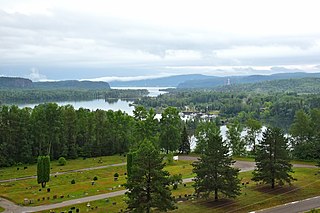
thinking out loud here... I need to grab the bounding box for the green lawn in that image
[305,209,320,213]
[0,155,126,181]
[36,168,320,213]
[0,160,193,206]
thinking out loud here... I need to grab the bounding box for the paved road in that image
[0,163,127,183]
[252,196,320,213]
[0,157,317,213]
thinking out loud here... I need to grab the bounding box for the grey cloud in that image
[1,9,320,79]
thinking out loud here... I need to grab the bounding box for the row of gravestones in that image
[24,194,70,205]
[16,166,28,170]
[51,208,80,213]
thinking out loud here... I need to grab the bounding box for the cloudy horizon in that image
[1,0,320,81]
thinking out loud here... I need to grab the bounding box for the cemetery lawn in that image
[36,168,320,213]
[0,155,126,181]
[0,160,193,206]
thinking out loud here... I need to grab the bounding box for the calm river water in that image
[17,87,169,116]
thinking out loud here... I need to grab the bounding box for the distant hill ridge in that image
[177,72,320,88]
[0,77,110,89]
[109,74,210,87]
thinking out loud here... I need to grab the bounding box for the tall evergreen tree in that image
[37,155,50,188]
[193,122,241,201]
[252,127,295,188]
[125,140,176,212]
[179,125,190,154]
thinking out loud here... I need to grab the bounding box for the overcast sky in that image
[1,0,320,81]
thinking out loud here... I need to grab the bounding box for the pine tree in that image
[193,122,241,201]
[179,125,190,154]
[37,155,50,188]
[125,140,176,212]
[252,127,295,188]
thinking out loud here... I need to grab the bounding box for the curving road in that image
[252,196,320,213]
[0,157,317,213]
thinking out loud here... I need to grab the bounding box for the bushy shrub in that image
[58,157,67,166]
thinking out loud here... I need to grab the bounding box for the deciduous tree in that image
[159,107,181,154]
[227,121,246,156]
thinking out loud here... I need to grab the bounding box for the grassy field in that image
[37,168,320,213]
[0,206,4,212]
[305,209,320,213]
[0,155,126,181]
[0,160,193,206]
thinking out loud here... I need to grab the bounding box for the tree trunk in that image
[41,182,46,188]
[271,178,275,189]
[214,188,218,201]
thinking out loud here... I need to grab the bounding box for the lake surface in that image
[16,87,169,115]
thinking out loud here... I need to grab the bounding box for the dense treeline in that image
[0,89,148,104]
[0,104,131,166]
[214,78,320,94]
[290,109,320,160]
[135,90,320,129]
[0,104,183,167]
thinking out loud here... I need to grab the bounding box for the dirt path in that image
[0,157,317,213]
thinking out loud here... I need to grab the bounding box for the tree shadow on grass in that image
[196,198,238,209]
[254,184,300,195]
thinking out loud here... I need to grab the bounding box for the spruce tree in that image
[252,127,295,188]
[179,125,190,154]
[37,155,50,188]
[193,122,241,201]
[125,140,176,212]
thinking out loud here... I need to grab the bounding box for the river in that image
[17,87,169,116]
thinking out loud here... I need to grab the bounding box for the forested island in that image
[0,77,148,104]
